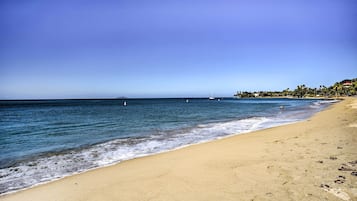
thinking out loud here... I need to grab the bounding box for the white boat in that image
[209,97,215,100]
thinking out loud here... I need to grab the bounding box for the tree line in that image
[235,78,357,98]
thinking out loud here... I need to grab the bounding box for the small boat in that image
[123,101,127,106]
[186,99,189,103]
[209,97,215,100]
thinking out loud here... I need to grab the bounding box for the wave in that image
[309,99,339,109]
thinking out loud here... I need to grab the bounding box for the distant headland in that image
[234,78,357,98]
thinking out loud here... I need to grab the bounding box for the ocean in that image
[0,98,336,194]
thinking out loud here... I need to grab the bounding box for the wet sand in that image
[1,98,357,201]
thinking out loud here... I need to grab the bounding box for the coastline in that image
[1,98,356,201]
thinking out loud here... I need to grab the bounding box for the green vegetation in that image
[234,78,357,98]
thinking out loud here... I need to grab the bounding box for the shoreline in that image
[0,115,311,196]
[1,98,356,201]
[0,99,329,195]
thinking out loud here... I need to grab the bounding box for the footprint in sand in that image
[334,176,346,184]
[320,184,351,201]
[338,162,357,171]
[329,156,338,160]
[338,175,346,179]
[348,160,357,165]
[334,179,344,184]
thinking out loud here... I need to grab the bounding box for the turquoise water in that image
[0,98,335,194]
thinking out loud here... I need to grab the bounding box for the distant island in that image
[234,78,357,98]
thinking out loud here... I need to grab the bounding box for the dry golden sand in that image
[1,98,357,201]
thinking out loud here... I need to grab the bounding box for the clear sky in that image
[1,0,356,99]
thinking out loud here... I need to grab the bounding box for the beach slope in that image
[1,98,357,201]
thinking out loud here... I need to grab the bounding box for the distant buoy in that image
[123,101,127,106]
[186,99,189,103]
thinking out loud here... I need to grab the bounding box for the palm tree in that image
[283,88,290,96]
[294,85,305,98]
[314,88,317,97]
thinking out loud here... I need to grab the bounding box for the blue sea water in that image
[0,98,336,194]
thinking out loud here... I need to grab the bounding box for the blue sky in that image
[1,0,356,99]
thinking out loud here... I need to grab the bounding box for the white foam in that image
[318,99,340,104]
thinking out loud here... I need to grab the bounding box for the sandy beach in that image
[1,98,356,201]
